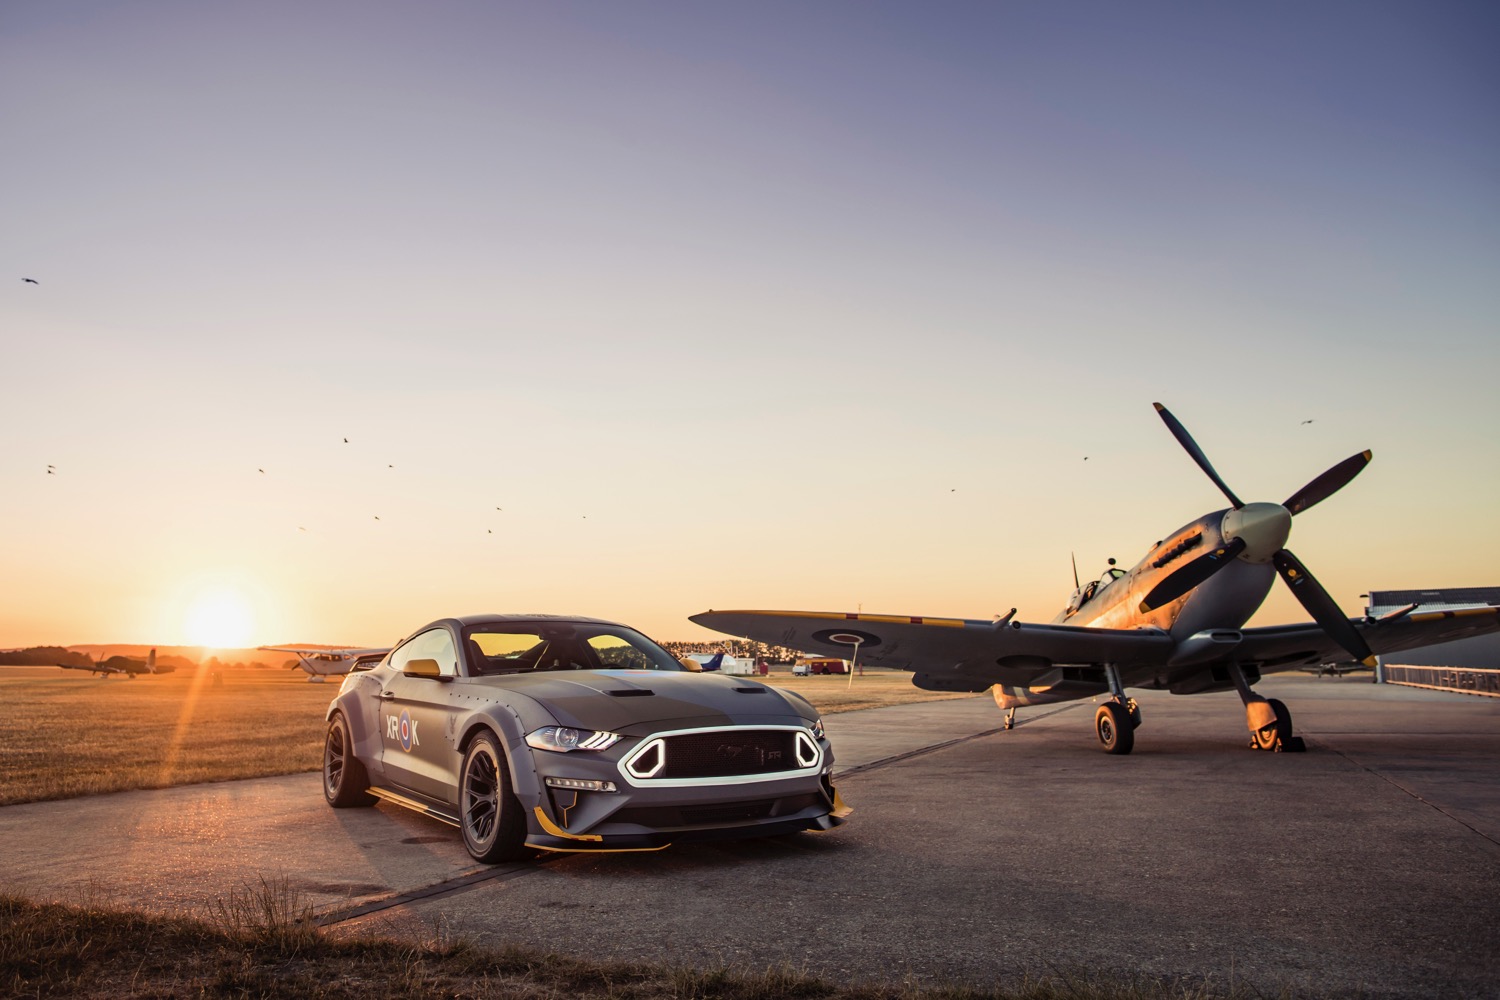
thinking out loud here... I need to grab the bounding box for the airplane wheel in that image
[323,713,376,807]
[1095,702,1134,755]
[1252,699,1293,752]
[459,732,529,864]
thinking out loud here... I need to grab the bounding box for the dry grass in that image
[0,665,972,808]
[0,885,1290,1000]
[0,666,334,806]
[761,670,977,714]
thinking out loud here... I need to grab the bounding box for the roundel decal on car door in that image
[386,710,420,751]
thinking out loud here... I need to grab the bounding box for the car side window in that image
[389,628,458,677]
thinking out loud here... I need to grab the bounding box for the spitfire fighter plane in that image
[693,404,1500,755]
[56,648,173,679]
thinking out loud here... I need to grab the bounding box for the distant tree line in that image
[0,646,93,666]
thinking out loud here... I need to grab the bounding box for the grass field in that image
[0,887,1272,1000]
[0,666,974,807]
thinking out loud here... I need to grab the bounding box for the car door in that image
[378,626,463,803]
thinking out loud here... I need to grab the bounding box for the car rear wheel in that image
[459,732,529,863]
[324,713,376,807]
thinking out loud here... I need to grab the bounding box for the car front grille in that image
[623,727,820,781]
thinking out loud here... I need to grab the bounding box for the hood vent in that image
[733,687,766,693]
[607,689,653,697]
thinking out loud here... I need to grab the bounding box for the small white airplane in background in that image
[56,648,172,679]
[695,403,1500,755]
[259,645,391,682]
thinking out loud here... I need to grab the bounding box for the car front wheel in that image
[459,731,529,863]
[324,712,376,808]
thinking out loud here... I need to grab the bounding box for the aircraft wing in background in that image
[1237,606,1500,674]
[259,645,391,680]
[688,609,1173,691]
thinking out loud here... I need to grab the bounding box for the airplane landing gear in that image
[1004,707,1016,730]
[1095,702,1134,754]
[1094,665,1140,754]
[1228,665,1305,753]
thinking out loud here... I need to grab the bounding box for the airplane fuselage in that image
[1055,507,1278,641]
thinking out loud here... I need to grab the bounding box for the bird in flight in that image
[343,437,349,444]
[22,278,39,285]
[373,515,381,520]
[46,465,55,474]
[1300,419,1315,425]
[258,468,265,474]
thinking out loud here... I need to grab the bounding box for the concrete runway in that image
[3,675,1498,998]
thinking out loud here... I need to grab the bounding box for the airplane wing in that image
[689,610,1172,690]
[1237,606,1500,673]
[55,662,121,674]
[258,646,390,657]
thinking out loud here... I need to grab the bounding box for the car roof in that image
[446,613,628,629]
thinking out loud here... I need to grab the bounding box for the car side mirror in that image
[403,658,447,680]
[678,657,703,672]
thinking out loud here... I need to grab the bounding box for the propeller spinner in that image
[1138,404,1376,667]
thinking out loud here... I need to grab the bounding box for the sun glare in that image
[183,589,255,648]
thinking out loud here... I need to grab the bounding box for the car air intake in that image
[624,728,820,780]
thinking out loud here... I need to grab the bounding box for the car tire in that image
[459,731,529,864]
[324,712,376,808]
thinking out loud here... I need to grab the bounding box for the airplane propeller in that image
[1139,404,1376,667]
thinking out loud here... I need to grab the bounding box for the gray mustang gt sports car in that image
[322,614,850,861]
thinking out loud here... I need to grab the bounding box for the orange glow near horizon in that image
[181,588,256,650]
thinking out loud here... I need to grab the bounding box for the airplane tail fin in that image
[702,653,724,671]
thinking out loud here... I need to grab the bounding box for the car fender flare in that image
[455,711,544,806]
[326,688,380,765]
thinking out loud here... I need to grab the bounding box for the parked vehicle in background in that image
[795,656,849,675]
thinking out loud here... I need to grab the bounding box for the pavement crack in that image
[1312,738,1500,850]
[315,860,554,927]
[835,703,1080,779]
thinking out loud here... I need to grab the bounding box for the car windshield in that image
[463,623,685,676]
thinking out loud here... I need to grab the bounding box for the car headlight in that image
[525,726,621,752]
[811,717,825,741]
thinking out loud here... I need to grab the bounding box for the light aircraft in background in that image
[259,645,391,682]
[694,403,1500,755]
[56,648,173,679]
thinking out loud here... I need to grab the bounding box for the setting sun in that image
[183,589,255,649]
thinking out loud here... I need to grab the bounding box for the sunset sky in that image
[3,1,1496,650]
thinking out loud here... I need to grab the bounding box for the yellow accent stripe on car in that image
[532,806,603,842]
[526,841,670,854]
[719,610,966,628]
[831,788,853,820]
[368,787,460,827]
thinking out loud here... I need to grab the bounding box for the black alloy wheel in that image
[459,732,529,863]
[324,713,376,807]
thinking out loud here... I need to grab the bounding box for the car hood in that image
[467,670,814,733]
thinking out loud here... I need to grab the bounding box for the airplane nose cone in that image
[1221,502,1292,562]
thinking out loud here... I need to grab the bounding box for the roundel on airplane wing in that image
[812,629,883,648]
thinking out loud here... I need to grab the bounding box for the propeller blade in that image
[1272,549,1377,667]
[1139,537,1247,613]
[1153,403,1243,508]
[1283,450,1373,515]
